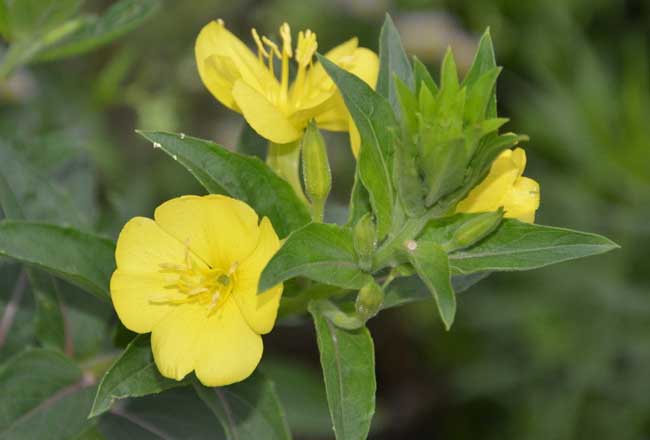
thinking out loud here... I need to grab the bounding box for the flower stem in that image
[267,140,309,204]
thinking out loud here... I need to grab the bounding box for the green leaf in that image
[138,131,310,238]
[377,13,414,116]
[407,242,456,329]
[449,220,620,274]
[413,56,438,95]
[0,221,114,300]
[97,387,225,439]
[37,0,161,61]
[4,0,81,41]
[192,372,292,440]
[309,303,376,440]
[464,66,502,124]
[462,28,498,118]
[0,348,96,439]
[90,335,185,417]
[318,55,395,239]
[346,169,371,227]
[259,223,372,292]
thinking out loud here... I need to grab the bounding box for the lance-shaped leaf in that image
[449,220,619,274]
[138,131,310,238]
[192,372,291,440]
[259,223,372,292]
[462,28,498,118]
[0,221,114,300]
[0,349,97,439]
[90,334,185,417]
[309,303,376,440]
[377,13,414,115]
[318,55,395,239]
[407,242,456,329]
[37,0,161,61]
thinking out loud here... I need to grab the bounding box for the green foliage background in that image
[0,0,646,439]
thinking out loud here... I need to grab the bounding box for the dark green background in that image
[1,0,647,438]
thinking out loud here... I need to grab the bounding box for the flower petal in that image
[232,80,303,144]
[111,216,210,333]
[195,20,276,111]
[151,303,207,381]
[502,176,540,222]
[111,271,179,333]
[114,216,202,272]
[456,150,520,213]
[194,298,263,386]
[233,217,283,335]
[154,195,260,270]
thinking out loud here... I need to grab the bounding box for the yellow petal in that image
[111,271,179,334]
[456,150,520,213]
[232,80,303,144]
[502,176,540,222]
[194,298,263,386]
[154,195,260,270]
[151,303,206,381]
[233,217,283,335]
[346,47,380,87]
[195,20,276,111]
[111,216,210,333]
[114,216,204,273]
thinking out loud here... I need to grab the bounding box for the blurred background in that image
[1,0,648,438]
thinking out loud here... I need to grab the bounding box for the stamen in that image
[251,28,268,62]
[295,30,317,66]
[279,23,293,57]
[278,23,292,103]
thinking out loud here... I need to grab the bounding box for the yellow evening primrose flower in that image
[195,20,378,154]
[110,195,282,386]
[456,148,540,222]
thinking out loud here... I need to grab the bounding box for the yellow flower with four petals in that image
[195,20,378,155]
[110,195,282,386]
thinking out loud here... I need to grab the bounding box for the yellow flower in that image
[456,148,540,222]
[195,20,378,153]
[110,195,282,386]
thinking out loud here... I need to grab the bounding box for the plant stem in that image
[267,140,308,205]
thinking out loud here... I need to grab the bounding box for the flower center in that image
[151,244,238,315]
[251,23,320,112]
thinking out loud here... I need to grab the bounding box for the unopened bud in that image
[355,280,384,320]
[302,121,331,221]
[445,209,503,252]
[353,213,377,271]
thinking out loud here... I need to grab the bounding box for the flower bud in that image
[353,213,377,272]
[355,280,384,320]
[445,209,503,252]
[301,121,331,221]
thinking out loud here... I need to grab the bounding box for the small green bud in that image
[353,213,377,272]
[445,209,504,252]
[355,280,384,320]
[301,121,331,221]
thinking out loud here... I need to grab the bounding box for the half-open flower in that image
[456,148,540,222]
[195,20,378,153]
[110,195,282,386]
